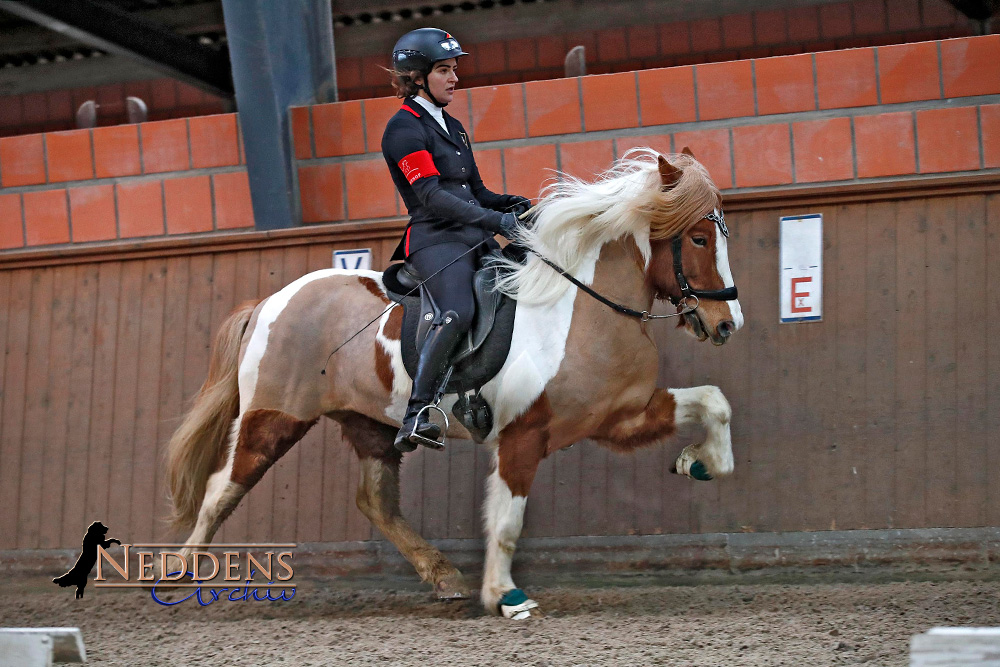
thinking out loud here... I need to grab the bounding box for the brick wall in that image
[293,35,1000,225]
[0,113,253,250]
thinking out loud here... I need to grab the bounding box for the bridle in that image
[534,209,738,323]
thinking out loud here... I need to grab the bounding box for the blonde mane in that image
[493,148,721,305]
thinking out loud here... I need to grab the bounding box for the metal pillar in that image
[220,0,337,230]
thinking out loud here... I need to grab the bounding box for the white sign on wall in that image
[333,248,372,270]
[779,214,822,323]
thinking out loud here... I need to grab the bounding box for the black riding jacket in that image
[382,97,519,260]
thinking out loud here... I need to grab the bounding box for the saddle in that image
[381,253,518,441]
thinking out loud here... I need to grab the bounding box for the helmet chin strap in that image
[421,73,448,107]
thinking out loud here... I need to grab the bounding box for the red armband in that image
[398,150,440,185]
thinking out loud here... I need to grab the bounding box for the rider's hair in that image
[388,68,423,99]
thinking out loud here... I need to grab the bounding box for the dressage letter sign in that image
[779,214,822,323]
[333,248,372,270]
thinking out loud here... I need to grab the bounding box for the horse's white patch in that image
[668,385,734,476]
[239,268,385,412]
[714,222,744,330]
[482,465,528,607]
[376,304,412,421]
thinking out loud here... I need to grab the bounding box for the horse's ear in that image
[658,154,683,189]
[680,146,695,158]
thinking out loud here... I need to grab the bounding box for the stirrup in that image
[408,403,449,450]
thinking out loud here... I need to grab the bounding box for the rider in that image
[382,27,530,452]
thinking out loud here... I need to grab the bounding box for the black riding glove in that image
[505,195,532,216]
[495,212,520,239]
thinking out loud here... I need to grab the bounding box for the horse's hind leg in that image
[335,412,469,600]
[668,385,734,480]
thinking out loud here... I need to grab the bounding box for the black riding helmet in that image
[392,27,468,107]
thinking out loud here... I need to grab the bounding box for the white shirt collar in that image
[412,95,448,133]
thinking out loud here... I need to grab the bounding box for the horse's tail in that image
[167,299,259,531]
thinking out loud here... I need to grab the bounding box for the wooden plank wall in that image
[0,193,997,550]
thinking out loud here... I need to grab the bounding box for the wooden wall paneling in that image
[832,204,867,530]
[0,274,10,544]
[0,271,30,549]
[578,440,609,535]
[320,419,350,543]
[106,262,144,541]
[130,259,167,542]
[153,256,190,541]
[924,197,958,528]
[272,245,309,543]
[246,248,284,541]
[206,252,237,543]
[522,455,556,537]
[84,263,122,533]
[421,447,451,540]
[61,264,99,546]
[400,447,426,536]
[16,269,53,548]
[552,438,584,537]
[952,195,987,526]
[446,438,477,539]
[38,266,76,548]
[863,202,898,529]
[344,431,371,541]
[471,438,493,534]
[657,323,695,536]
[893,198,929,527]
[606,433,637,536]
[986,194,1000,526]
[776,247,807,533]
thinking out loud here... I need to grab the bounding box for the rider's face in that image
[419,59,458,105]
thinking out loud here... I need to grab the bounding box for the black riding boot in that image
[394,311,466,452]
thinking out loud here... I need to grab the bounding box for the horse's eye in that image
[692,237,708,247]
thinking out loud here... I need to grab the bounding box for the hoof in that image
[499,588,540,620]
[434,572,471,600]
[689,460,714,481]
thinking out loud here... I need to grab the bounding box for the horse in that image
[163,149,744,618]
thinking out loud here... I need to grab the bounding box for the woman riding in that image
[382,27,530,452]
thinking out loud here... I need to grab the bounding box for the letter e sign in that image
[779,214,822,323]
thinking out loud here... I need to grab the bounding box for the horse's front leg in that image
[481,397,549,618]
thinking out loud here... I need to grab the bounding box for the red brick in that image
[22,92,47,126]
[878,42,941,104]
[189,114,240,168]
[141,118,189,173]
[754,9,788,44]
[164,175,213,234]
[819,2,854,39]
[723,14,755,49]
[922,0,960,27]
[503,144,558,202]
[298,164,343,223]
[475,42,508,75]
[0,194,24,249]
[617,134,672,159]
[852,0,887,33]
[755,54,816,115]
[559,139,615,181]
[564,32,598,62]
[150,79,178,110]
[854,112,916,177]
[175,82,204,108]
[476,148,504,194]
[659,22,691,55]
[792,118,854,183]
[363,96,404,153]
[815,48,878,108]
[312,101,365,157]
[787,6,820,41]
[525,78,582,137]
[0,95,24,128]
[916,106,980,173]
[628,25,659,59]
[92,125,141,178]
[471,84,527,142]
[980,104,1000,167]
[290,106,313,159]
[23,189,69,245]
[337,57,363,90]
[732,123,792,187]
[0,134,46,186]
[886,0,921,31]
[507,37,538,71]
[45,129,93,182]
[345,159,397,220]
[116,181,164,238]
[213,171,255,229]
[690,18,722,53]
[696,60,755,121]
[359,55,387,88]
[582,72,639,131]
[672,128,733,189]
[597,27,628,62]
[941,36,1000,98]
[538,35,569,68]
[68,184,116,242]
[638,67,696,126]
[47,90,72,124]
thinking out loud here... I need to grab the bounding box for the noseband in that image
[668,210,739,306]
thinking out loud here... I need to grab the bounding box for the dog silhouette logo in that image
[52,521,120,598]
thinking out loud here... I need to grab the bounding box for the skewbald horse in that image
[165,149,744,618]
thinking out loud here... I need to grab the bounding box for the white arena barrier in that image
[0,628,86,666]
[911,628,1000,666]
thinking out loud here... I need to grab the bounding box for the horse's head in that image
[644,152,744,346]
